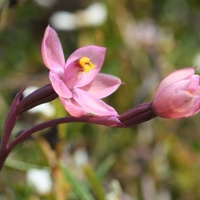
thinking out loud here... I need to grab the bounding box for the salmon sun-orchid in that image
[41,26,121,117]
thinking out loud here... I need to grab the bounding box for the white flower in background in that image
[49,2,107,31]
[50,11,77,31]
[73,148,89,168]
[106,179,133,200]
[23,86,55,117]
[26,168,52,195]
[78,2,107,27]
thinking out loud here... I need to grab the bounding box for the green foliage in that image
[61,163,95,200]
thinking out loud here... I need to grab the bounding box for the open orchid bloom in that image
[152,67,200,118]
[41,26,121,117]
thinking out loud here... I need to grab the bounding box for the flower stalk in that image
[118,103,157,126]
[0,92,156,171]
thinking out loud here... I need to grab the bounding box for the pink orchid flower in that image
[41,26,121,117]
[152,67,200,118]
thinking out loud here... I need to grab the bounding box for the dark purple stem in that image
[0,101,157,171]
[0,148,11,171]
[0,89,24,171]
[0,88,24,152]
[9,115,125,149]
[0,115,125,170]
[118,103,157,126]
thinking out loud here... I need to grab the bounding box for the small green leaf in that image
[84,165,106,200]
[60,162,95,200]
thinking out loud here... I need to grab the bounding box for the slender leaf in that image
[84,165,106,200]
[60,162,95,200]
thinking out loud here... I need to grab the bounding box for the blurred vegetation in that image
[1,0,200,199]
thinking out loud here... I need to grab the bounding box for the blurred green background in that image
[1,0,200,199]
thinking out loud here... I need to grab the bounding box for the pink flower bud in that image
[152,67,200,118]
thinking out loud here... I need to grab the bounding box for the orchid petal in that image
[41,25,65,74]
[154,79,191,101]
[59,97,87,117]
[153,80,194,118]
[155,67,195,98]
[188,75,200,93]
[172,95,200,118]
[49,71,72,98]
[81,73,122,99]
[63,60,83,89]
[65,46,106,87]
[72,88,118,116]
[154,95,200,119]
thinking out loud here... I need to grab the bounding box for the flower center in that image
[79,57,95,73]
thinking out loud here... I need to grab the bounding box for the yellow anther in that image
[79,57,95,73]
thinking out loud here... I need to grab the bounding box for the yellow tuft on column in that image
[79,57,95,73]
